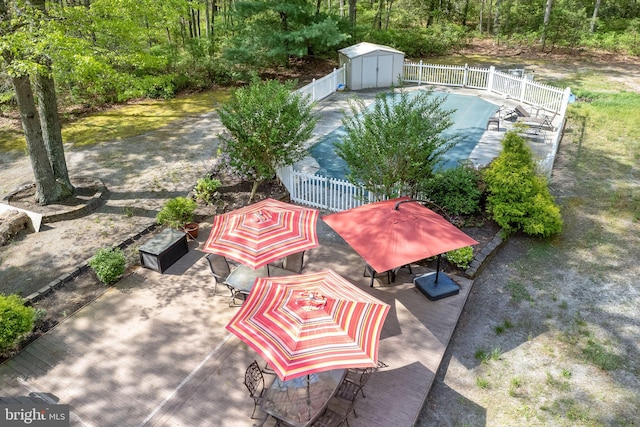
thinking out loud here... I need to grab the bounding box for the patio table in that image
[260,369,347,427]
[224,264,294,305]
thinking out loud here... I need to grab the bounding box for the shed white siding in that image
[338,42,405,90]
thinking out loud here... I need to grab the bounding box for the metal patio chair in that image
[311,397,356,427]
[244,360,266,419]
[205,253,233,297]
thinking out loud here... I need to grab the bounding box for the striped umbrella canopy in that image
[203,198,319,269]
[226,270,390,380]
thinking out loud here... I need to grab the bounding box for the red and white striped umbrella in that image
[226,270,390,380]
[203,198,319,269]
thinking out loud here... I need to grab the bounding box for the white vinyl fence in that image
[278,168,380,212]
[278,62,571,212]
[403,61,567,112]
[295,66,346,102]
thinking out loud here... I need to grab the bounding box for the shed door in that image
[361,54,395,89]
[376,55,394,87]
[362,56,378,89]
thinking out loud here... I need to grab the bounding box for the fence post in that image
[418,60,423,85]
[463,63,468,88]
[519,77,527,103]
[487,66,495,92]
[331,68,335,92]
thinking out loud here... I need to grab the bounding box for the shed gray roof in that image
[338,42,404,58]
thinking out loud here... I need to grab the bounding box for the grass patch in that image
[474,347,502,363]
[545,371,570,392]
[476,377,490,389]
[508,376,523,397]
[582,339,623,371]
[494,318,514,335]
[0,89,230,152]
[545,398,591,423]
[506,280,533,304]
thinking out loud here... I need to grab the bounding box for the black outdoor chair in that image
[205,253,232,297]
[244,360,266,419]
[364,263,412,287]
[334,367,374,418]
[311,397,356,427]
[282,251,305,273]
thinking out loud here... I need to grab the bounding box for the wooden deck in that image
[0,219,473,427]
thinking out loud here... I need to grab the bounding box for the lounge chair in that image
[498,104,529,121]
[515,106,557,130]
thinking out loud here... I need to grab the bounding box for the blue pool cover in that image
[309,91,498,180]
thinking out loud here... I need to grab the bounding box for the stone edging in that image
[23,221,159,305]
[3,177,107,224]
[465,232,505,279]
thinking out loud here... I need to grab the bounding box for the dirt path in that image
[0,110,223,296]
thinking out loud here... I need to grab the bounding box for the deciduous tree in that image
[1,0,73,204]
[336,88,457,200]
[217,78,317,201]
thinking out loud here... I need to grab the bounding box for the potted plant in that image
[156,196,199,239]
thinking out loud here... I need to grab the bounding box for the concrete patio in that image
[0,216,472,427]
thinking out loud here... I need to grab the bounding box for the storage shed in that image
[338,42,405,90]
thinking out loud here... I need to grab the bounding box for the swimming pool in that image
[306,90,499,180]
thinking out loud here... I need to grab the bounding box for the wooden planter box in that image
[139,229,188,273]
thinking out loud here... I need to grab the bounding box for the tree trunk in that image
[13,75,63,205]
[541,0,553,45]
[385,0,393,30]
[462,0,470,27]
[35,66,74,196]
[348,0,356,30]
[590,0,601,33]
[493,0,501,39]
[374,0,384,29]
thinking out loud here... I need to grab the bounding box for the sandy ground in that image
[417,58,640,425]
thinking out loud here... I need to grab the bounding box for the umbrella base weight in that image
[413,272,460,301]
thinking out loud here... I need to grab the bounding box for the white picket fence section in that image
[278,168,382,211]
[278,62,571,212]
[295,66,346,102]
[403,61,567,113]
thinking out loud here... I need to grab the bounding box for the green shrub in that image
[446,246,474,269]
[156,197,197,229]
[483,131,563,237]
[88,247,127,285]
[193,177,222,205]
[0,294,35,355]
[420,166,482,216]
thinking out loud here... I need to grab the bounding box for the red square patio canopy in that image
[322,197,478,274]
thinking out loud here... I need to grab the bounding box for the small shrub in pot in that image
[156,197,197,229]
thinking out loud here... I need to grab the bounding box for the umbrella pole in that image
[435,254,441,284]
[307,374,311,422]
